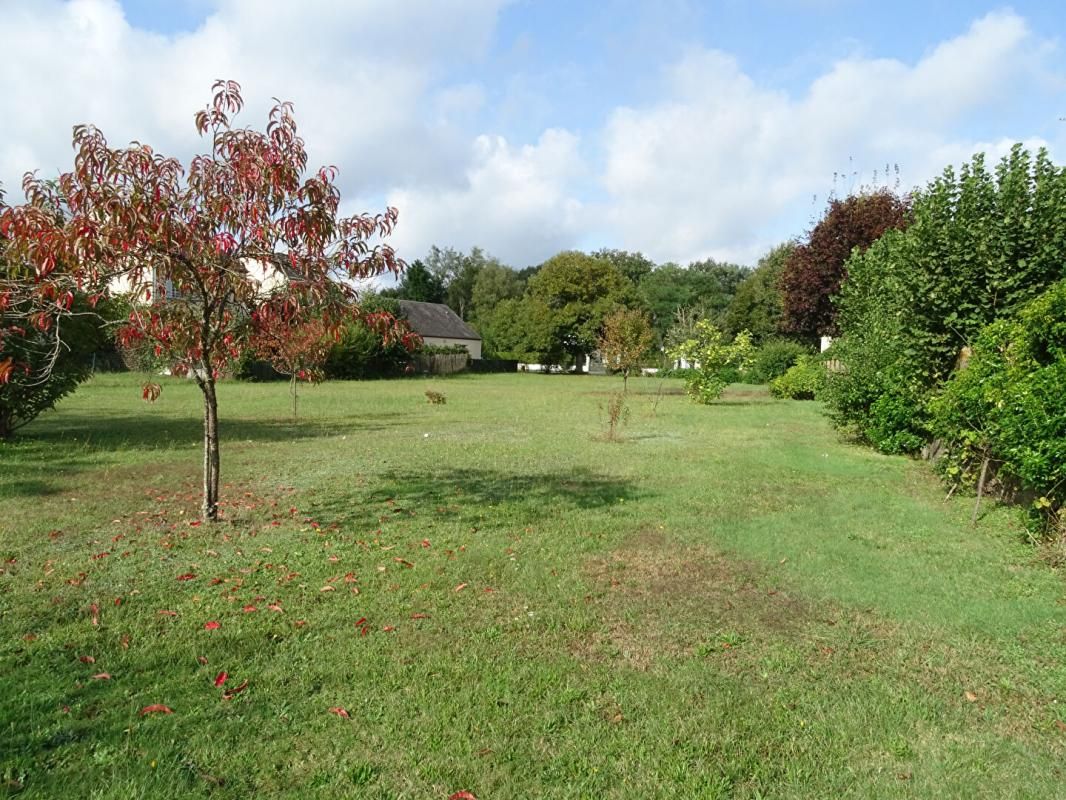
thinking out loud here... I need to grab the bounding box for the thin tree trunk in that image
[200,374,221,522]
[291,372,298,424]
[971,454,990,526]
[622,370,629,393]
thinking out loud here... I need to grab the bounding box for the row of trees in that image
[817,145,1066,535]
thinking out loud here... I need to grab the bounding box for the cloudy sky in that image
[2,0,1064,268]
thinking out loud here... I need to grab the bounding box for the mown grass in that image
[1,372,1064,799]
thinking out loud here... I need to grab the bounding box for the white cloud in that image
[601,10,1057,265]
[0,0,508,197]
[385,129,585,266]
[1,4,1060,269]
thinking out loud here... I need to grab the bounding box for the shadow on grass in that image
[310,466,645,527]
[0,410,412,499]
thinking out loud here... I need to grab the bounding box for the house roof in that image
[397,300,481,341]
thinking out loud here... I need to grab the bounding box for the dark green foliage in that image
[382,259,445,304]
[825,146,1066,453]
[640,259,750,343]
[470,262,525,325]
[0,294,108,438]
[723,243,792,341]
[323,295,416,380]
[932,280,1066,534]
[768,356,824,400]
[748,338,811,384]
[591,248,655,287]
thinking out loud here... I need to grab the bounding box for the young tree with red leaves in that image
[779,189,910,341]
[0,80,405,521]
[250,307,335,424]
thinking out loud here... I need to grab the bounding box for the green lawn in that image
[1,373,1064,799]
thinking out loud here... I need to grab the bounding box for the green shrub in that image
[749,339,811,384]
[768,356,824,400]
[931,280,1066,535]
[0,294,108,438]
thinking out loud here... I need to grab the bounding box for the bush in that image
[931,280,1066,535]
[768,356,824,400]
[324,317,416,380]
[0,294,108,438]
[749,339,811,384]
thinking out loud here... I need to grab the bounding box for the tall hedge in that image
[824,146,1066,452]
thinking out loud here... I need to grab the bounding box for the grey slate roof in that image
[397,300,481,341]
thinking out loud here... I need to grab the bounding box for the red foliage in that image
[779,189,910,338]
[0,80,408,520]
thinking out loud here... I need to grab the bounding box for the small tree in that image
[0,81,405,521]
[598,308,653,391]
[667,320,755,404]
[250,305,335,423]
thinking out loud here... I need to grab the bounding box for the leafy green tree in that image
[592,248,655,287]
[723,243,792,341]
[470,261,524,324]
[640,259,749,343]
[527,251,636,370]
[667,320,755,404]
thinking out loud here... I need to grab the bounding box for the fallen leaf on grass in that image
[89,603,100,626]
[329,707,350,719]
[382,625,396,632]
[411,613,429,620]
[176,573,197,581]
[319,585,335,592]
[449,792,477,800]
[203,621,221,631]
[79,655,96,664]
[197,656,209,666]
[91,673,111,680]
[222,680,248,700]
[242,605,257,613]
[965,691,978,703]
[268,603,283,613]
[140,704,173,716]
[158,610,179,617]
[421,539,431,548]
[214,671,228,688]
[454,583,468,592]
[394,558,414,568]
[1055,720,1066,733]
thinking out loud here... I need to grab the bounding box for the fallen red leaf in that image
[382,625,396,632]
[89,603,100,626]
[411,613,429,620]
[197,655,209,665]
[140,704,173,716]
[394,558,414,568]
[203,621,221,631]
[79,655,96,664]
[176,573,197,581]
[222,680,248,700]
[328,707,350,719]
[267,603,283,613]
[214,671,228,688]
[449,792,477,800]
[421,539,431,548]
[242,605,257,613]
[454,583,468,592]
[91,672,111,680]
[158,610,178,617]
[355,617,367,627]
[189,521,202,527]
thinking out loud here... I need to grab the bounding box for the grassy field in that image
[1,372,1064,799]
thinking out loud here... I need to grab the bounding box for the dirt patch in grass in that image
[576,528,817,669]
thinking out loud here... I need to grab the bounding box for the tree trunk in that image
[291,372,298,424]
[199,375,221,522]
[622,369,629,393]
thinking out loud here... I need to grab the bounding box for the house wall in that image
[423,336,482,359]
